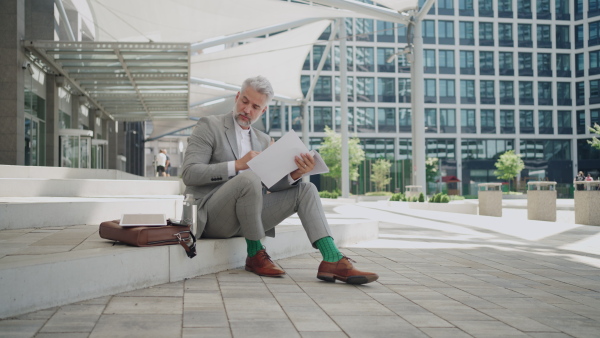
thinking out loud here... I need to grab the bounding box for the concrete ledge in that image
[408,201,478,215]
[0,197,183,230]
[0,219,378,319]
[0,178,181,197]
[0,165,142,180]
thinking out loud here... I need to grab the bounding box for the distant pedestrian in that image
[585,173,593,182]
[156,149,167,176]
[575,171,585,191]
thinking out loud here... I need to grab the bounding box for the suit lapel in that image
[250,128,264,152]
[223,114,240,159]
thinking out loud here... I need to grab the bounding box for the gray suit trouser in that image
[202,171,332,245]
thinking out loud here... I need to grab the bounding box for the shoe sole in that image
[317,273,379,285]
[245,265,285,277]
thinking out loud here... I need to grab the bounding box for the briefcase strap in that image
[174,230,197,259]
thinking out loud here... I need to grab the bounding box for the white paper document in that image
[247,130,329,188]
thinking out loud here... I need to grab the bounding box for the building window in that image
[423,20,436,44]
[591,50,600,75]
[459,21,475,45]
[537,24,552,48]
[591,109,600,126]
[460,80,476,104]
[500,110,516,133]
[377,21,395,42]
[537,0,551,19]
[556,54,571,77]
[313,107,332,132]
[499,23,513,47]
[334,46,353,72]
[438,0,455,15]
[498,0,513,17]
[556,0,570,19]
[439,79,456,103]
[378,108,396,132]
[521,140,570,161]
[590,79,600,104]
[518,24,533,47]
[356,107,375,132]
[461,109,476,133]
[518,0,532,18]
[576,25,584,49]
[313,45,331,71]
[557,110,572,134]
[480,80,495,104]
[292,106,304,132]
[313,76,332,101]
[539,110,553,134]
[377,48,395,72]
[438,50,455,74]
[481,109,496,134]
[460,50,475,74]
[336,107,354,133]
[500,81,515,105]
[576,81,585,105]
[424,49,436,73]
[335,76,354,102]
[397,53,410,73]
[519,81,534,105]
[576,53,585,77]
[557,82,572,106]
[356,77,375,102]
[479,0,493,16]
[589,21,600,47]
[479,22,494,46]
[556,25,571,49]
[499,52,514,76]
[356,47,374,72]
[520,110,534,133]
[425,79,437,103]
[590,0,600,18]
[355,18,374,42]
[575,0,583,20]
[438,20,455,45]
[425,108,438,133]
[480,51,495,76]
[440,109,456,133]
[398,78,411,103]
[427,139,456,160]
[399,108,411,132]
[537,53,552,77]
[518,52,533,76]
[398,138,413,160]
[577,110,586,134]
[459,0,474,16]
[378,77,396,102]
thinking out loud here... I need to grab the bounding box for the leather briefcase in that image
[99,219,196,258]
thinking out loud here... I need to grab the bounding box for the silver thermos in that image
[181,194,197,235]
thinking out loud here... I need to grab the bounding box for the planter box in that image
[408,201,478,215]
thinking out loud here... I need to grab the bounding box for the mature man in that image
[182,76,378,284]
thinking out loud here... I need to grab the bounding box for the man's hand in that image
[235,151,261,172]
[290,152,315,181]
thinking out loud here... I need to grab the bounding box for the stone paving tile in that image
[38,304,104,334]
[283,305,341,332]
[89,314,182,338]
[419,327,473,338]
[0,319,46,338]
[331,315,428,337]
[103,296,182,315]
[299,332,348,338]
[229,318,300,338]
[450,320,530,337]
[182,327,232,338]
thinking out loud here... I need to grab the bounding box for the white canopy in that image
[372,0,420,12]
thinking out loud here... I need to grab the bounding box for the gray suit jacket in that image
[181,113,294,237]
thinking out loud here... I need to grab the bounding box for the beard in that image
[233,107,255,128]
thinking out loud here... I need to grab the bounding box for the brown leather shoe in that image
[245,249,285,277]
[317,257,378,284]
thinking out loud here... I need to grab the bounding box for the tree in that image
[371,159,392,192]
[589,123,600,150]
[494,150,524,191]
[425,157,439,183]
[319,126,365,189]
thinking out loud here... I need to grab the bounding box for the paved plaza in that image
[2,200,600,338]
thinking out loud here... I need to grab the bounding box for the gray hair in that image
[241,76,274,103]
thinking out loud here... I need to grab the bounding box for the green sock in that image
[246,239,263,257]
[315,237,344,262]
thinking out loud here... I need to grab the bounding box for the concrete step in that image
[0,216,379,319]
[0,178,181,197]
[0,196,184,230]
[0,165,143,180]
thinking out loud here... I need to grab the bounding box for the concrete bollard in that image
[478,183,502,217]
[527,181,557,222]
[574,181,600,226]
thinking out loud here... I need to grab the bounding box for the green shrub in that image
[449,195,465,201]
[319,191,339,199]
[366,191,393,196]
[441,195,450,203]
[418,192,425,202]
[390,193,405,201]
